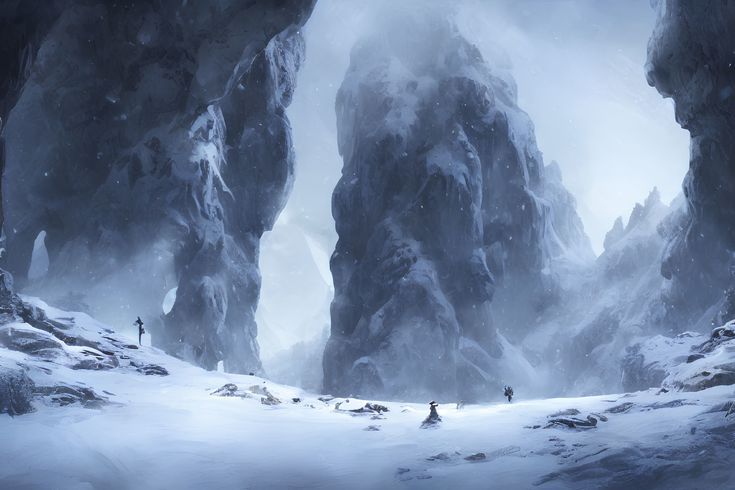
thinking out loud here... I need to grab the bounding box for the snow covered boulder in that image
[621,332,703,392]
[0,323,66,358]
[0,365,35,416]
[622,321,735,393]
[130,362,168,376]
[663,322,735,391]
[35,384,108,409]
[211,383,242,397]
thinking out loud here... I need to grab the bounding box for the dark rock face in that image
[324,15,591,400]
[0,1,64,234]
[646,0,735,318]
[0,366,35,416]
[1,1,315,373]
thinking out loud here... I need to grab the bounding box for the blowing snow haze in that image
[260,0,688,364]
[1,1,735,489]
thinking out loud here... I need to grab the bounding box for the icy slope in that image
[2,298,734,489]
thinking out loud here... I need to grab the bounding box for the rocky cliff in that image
[323,13,592,400]
[1,1,315,373]
[0,1,64,235]
[646,0,735,323]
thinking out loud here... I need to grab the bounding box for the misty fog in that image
[258,0,689,367]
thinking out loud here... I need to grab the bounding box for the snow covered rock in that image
[0,365,34,416]
[622,320,735,393]
[621,332,704,392]
[541,161,596,268]
[0,293,187,416]
[324,11,591,401]
[663,321,735,391]
[1,1,315,374]
[646,0,735,318]
[211,383,243,398]
[35,383,108,409]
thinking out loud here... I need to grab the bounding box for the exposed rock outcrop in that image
[1,1,315,373]
[0,364,35,416]
[622,320,735,393]
[621,331,702,393]
[646,0,735,321]
[664,321,735,391]
[0,1,64,235]
[324,13,591,400]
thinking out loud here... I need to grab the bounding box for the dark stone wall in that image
[646,0,735,320]
[324,15,591,400]
[0,1,315,373]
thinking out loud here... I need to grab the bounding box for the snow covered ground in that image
[1,299,734,489]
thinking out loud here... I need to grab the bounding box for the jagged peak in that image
[603,216,625,251]
[625,186,666,233]
[544,160,563,183]
[644,186,661,209]
[599,186,670,254]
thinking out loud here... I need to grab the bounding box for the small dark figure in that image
[134,316,145,346]
[504,385,514,403]
[456,400,465,410]
[421,401,442,428]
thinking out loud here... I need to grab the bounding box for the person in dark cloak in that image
[421,401,442,428]
[134,316,145,345]
[504,385,514,403]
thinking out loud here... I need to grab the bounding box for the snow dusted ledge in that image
[1,294,735,488]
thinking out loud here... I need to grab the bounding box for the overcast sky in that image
[458,0,689,252]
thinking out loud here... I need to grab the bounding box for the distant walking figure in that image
[135,316,145,345]
[504,385,514,403]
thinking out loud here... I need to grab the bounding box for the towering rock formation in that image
[646,0,735,322]
[1,1,315,373]
[324,13,592,400]
[0,1,64,234]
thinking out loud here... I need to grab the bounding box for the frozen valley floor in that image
[1,299,734,490]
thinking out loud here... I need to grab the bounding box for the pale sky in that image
[458,0,689,253]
